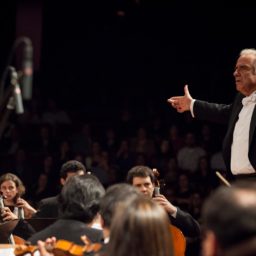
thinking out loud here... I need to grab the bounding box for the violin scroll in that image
[152,168,165,196]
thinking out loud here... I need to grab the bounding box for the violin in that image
[152,168,186,256]
[13,235,26,245]
[13,237,103,256]
[14,244,38,256]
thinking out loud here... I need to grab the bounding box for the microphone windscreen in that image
[21,39,33,100]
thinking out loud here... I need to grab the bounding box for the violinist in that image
[126,166,201,239]
[0,172,36,240]
[36,196,174,256]
[36,184,141,256]
[28,174,105,245]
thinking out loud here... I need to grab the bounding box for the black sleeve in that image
[169,207,201,238]
[194,100,231,124]
[13,219,36,240]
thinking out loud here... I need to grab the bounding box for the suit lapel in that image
[226,102,243,138]
[249,105,256,144]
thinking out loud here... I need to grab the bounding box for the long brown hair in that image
[0,173,25,198]
[108,196,174,256]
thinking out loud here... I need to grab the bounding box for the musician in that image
[28,174,105,245]
[0,172,36,239]
[108,196,174,256]
[33,160,86,218]
[126,165,201,238]
[168,49,256,180]
[201,181,256,256]
[36,196,173,256]
[100,183,141,244]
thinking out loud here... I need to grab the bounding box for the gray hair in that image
[240,48,256,56]
[240,48,256,73]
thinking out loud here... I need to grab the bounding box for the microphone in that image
[21,37,33,100]
[10,67,24,114]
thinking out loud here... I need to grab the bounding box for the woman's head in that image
[0,173,25,201]
[108,196,173,256]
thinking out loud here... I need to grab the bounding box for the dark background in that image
[1,1,256,120]
[0,3,255,253]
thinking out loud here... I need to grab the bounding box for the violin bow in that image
[215,171,231,187]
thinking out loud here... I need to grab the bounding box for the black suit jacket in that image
[193,93,256,174]
[33,195,59,218]
[28,219,103,245]
[170,208,200,238]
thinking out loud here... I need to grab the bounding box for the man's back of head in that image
[100,183,141,229]
[59,174,105,223]
[202,181,256,256]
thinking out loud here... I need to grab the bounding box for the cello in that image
[152,168,186,256]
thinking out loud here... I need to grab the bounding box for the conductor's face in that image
[234,54,256,96]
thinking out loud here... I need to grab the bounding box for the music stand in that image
[0,219,19,244]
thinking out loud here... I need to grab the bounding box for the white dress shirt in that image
[231,92,256,174]
[190,92,256,174]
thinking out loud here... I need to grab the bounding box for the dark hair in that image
[126,165,155,184]
[202,181,256,250]
[0,173,25,197]
[100,183,140,228]
[60,160,86,179]
[108,196,173,256]
[58,174,105,223]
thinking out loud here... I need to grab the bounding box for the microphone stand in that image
[0,67,24,141]
[0,36,32,142]
[0,195,15,245]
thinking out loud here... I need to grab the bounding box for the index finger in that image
[168,96,183,102]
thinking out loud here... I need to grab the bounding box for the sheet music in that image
[0,247,14,256]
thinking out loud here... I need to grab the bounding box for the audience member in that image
[177,132,206,174]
